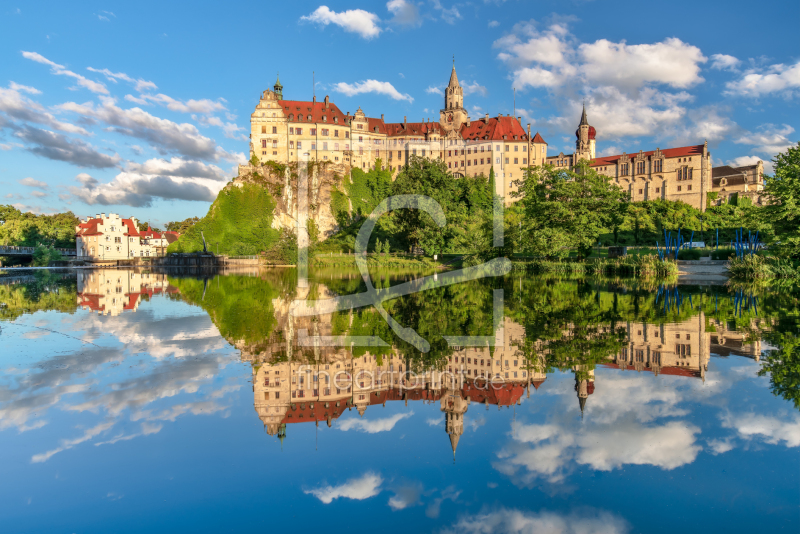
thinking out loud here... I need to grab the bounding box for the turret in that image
[575,103,596,161]
[273,73,283,100]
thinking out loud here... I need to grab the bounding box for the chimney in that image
[485,113,489,121]
[101,213,106,219]
[518,116,522,123]
[312,95,316,103]
[381,114,384,121]
[96,214,101,220]
[404,116,407,125]
[324,95,329,105]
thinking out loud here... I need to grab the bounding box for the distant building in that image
[75,213,179,261]
[76,269,177,316]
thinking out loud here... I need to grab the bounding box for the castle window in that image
[345,132,349,138]
[655,187,660,193]
[261,140,266,148]
[496,158,500,164]
[357,124,363,130]
[398,151,402,159]
[323,142,328,150]
[678,185,682,192]
[481,158,484,165]
[639,189,643,194]
[289,127,294,134]
[505,145,510,152]
[334,130,339,137]
[322,116,327,122]
[297,142,302,149]
[514,158,518,164]
[261,126,266,134]
[322,129,329,136]
[307,115,312,121]
[290,141,294,149]
[688,184,692,191]
[467,160,471,166]
[310,128,317,135]
[334,143,339,151]
[296,128,302,135]
[272,126,277,134]
[637,161,645,174]
[505,158,509,164]
[654,159,662,172]
[272,140,277,148]
[514,145,518,152]
[523,158,527,164]
[687,168,693,180]
[620,163,629,176]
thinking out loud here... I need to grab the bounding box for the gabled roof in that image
[460,116,528,142]
[384,121,443,137]
[590,144,704,167]
[122,219,139,237]
[278,100,348,125]
[532,132,547,144]
[76,218,101,237]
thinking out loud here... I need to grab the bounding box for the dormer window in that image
[322,116,327,122]
[334,117,338,124]
[307,115,312,121]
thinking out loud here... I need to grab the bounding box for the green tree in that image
[512,162,629,258]
[762,143,800,258]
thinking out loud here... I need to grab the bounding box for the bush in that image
[677,248,703,260]
[31,244,63,266]
[711,248,735,260]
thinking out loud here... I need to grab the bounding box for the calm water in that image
[1,268,798,533]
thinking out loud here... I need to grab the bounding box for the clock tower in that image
[440,61,469,133]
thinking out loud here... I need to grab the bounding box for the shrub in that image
[711,248,735,260]
[31,244,63,266]
[677,248,703,260]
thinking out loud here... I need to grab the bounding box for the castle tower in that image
[440,60,469,133]
[441,389,469,460]
[574,369,595,417]
[273,74,283,100]
[575,104,596,162]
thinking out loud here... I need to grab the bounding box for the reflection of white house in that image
[77,269,176,316]
[75,213,179,261]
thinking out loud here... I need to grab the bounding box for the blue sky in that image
[1,0,798,226]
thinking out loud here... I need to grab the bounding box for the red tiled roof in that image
[532,378,546,390]
[163,231,180,244]
[77,294,104,311]
[462,381,525,406]
[460,116,528,142]
[602,362,701,378]
[590,145,704,167]
[278,100,348,125]
[281,399,349,425]
[383,121,443,137]
[122,219,140,237]
[366,117,386,135]
[532,132,547,144]
[139,227,162,239]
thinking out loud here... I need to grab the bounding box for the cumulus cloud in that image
[0,82,89,135]
[725,60,800,97]
[426,85,444,95]
[305,472,383,504]
[193,114,246,140]
[75,172,99,188]
[727,155,773,175]
[332,80,413,102]
[387,484,422,510]
[722,413,800,448]
[387,0,420,26]
[488,20,500,28]
[14,125,121,168]
[126,157,227,181]
[440,507,630,534]
[19,177,48,189]
[710,54,741,71]
[735,124,795,155]
[21,51,108,94]
[338,411,413,433]
[70,171,225,207]
[579,38,706,90]
[462,81,489,97]
[300,6,381,39]
[87,67,157,92]
[494,21,714,141]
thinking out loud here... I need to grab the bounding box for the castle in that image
[249,63,765,210]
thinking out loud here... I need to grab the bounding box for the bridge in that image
[0,246,77,256]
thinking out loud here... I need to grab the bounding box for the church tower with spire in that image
[575,103,596,162]
[441,389,469,460]
[440,59,469,133]
[273,74,283,100]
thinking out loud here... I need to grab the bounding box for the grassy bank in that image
[312,253,444,269]
[513,255,679,278]
[728,255,800,280]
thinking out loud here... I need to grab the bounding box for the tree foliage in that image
[762,142,800,259]
[0,205,79,248]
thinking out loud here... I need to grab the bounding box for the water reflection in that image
[1,268,798,532]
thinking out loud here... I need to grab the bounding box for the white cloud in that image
[31,421,114,463]
[728,155,773,175]
[338,411,413,433]
[125,93,225,114]
[426,85,444,95]
[387,484,422,510]
[305,472,383,504]
[735,124,795,155]
[387,0,420,26]
[76,172,98,188]
[332,80,413,102]
[21,51,109,94]
[0,82,90,134]
[87,67,157,92]
[57,99,237,162]
[426,417,442,426]
[462,81,488,97]
[488,20,500,28]
[441,507,630,534]
[707,438,734,455]
[431,0,461,23]
[710,54,741,71]
[19,177,48,189]
[300,6,381,39]
[193,114,246,140]
[725,60,800,97]
[580,38,707,90]
[723,413,800,448]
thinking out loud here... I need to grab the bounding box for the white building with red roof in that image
[75,213,178,261]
